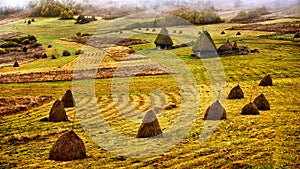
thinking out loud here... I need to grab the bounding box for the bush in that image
[22,39,31,45]
[22,47,28,53]
[0,48,5,55]
[31,18,35,22]
[51,55,57,59]
[0,42,21,48]
[62,50,71,56]
[32,42,42,47]
[48,45,52,48]
[42,53,47,59]
[34,53,41,59]
[28,20,31,24]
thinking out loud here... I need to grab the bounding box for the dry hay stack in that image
[221,31,226,35]
[136,110,163,138]
[204,100,226,120]
[294,32,300,38]
[241,102,259,115]
[253,94,270,110]
[49,100,68,122]
[49,131,86,161]
[236,32,241,36]
[62,89,75,108]
[165,103,176,110]
[227,85,244,99]
[13,61,19,67]
[259,74,273,86]
[106,46,134,61]
[233,42,239,51]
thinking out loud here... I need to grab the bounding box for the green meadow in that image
[0,16,299,168]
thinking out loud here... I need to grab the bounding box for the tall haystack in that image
[13,61,19,67]
[204,100,226,120]
[253,94,270,110]
[294,32,300,38]
[241,102,259,115]
[49,130,86,161]
[49,99,68,122]
[62,89,75,108]
[259,74,273,86]
[136,110,163,138]
[236,32,241,36]
[227,85,244,99]
[221,31,226,35]
[154,27,173,50]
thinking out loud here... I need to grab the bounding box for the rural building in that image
[154,27,173,50]
[192,31,218,58]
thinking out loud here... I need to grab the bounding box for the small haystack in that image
[259,74,273,86]
[62,90,75,108]
[227,85,244,99]
[13,61,19,67]
[241,102,259,115]
[294,32,300,38]
[204,100,226,120]
[236,32,241,36]
[152,28,156,32]
[49,130,86,161]
[165,103,176,110]
[49,100,68,122]
[173,30,177,33]
[253,94,270,110]
[178,30,183,34]
[221,31,226,35]
[233,42,239,51]
[146,28,149,31]
[136,110,163,138]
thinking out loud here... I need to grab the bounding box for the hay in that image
[294,32,300,38]
[13,61,19,67]
[136,110,163,138]
[241,102,259,115]
[204,100,226,120]
[233,42,239,51]
[236,32,241,36]
[221,31,226,35]
[259,74,273,86]
[165,103,176,110]
[49,131,86,161]
[49,100,68,122]
[253,94,270,110]
[227,85,244,99]
[62,90,75,108]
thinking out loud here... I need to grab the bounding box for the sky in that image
[1,0,299,9]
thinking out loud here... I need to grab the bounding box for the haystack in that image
[204,100,226,120]
[232,42,239,51]
[154,27,173,50]
[178,30,183,34]
[49,130,86,161]
[236,32,241,36]
[241,102,259,115]
[173,30,177,33]
[221,31,226,35]
[13,61,19,67]
[49,99,68,122]
[136,110,163,138]
[259,74,273,86]
[227,85,244,99]
[294,32,300,38]
[62,89,75,108]
[253,94,270,110]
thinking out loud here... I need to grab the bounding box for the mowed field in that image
[0,17,299,168]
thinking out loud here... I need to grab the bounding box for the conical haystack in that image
[221,31,226,35]
[204,100,226,120]
[259,74,273,86]
[241,102,259,115]
[62,90,75,108]
[136,110,163,138]
[236,32,241,36]
[49,100,68,122]
[49,131,86,161]
[13,61,19,67]
[228,85,244,99]
[253,94,270,110]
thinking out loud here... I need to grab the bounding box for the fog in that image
[1,0,299,10]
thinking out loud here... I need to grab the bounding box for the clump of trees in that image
[231,7,269,22]
[30,0,81,18]
[173,8,224,25]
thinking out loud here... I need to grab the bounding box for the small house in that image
[154,27,173,50]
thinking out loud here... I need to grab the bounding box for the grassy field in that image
[0,17,299,168]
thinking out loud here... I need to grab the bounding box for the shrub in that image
[42,53,48,59]
[62,50,71,56]
[51,55,57,59]
[0,48,5,55]
[22,39,31,45]
[22,47,28,53]
[32,42,42,47]
[28,20,31,24]
[48,44,52,48]
[31,18,35,22]
[76,32,81,37]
